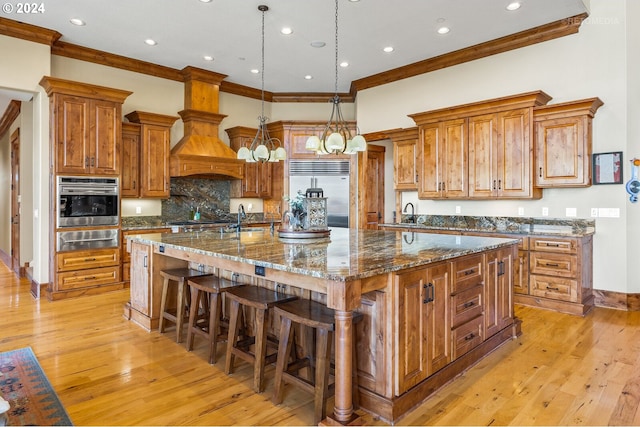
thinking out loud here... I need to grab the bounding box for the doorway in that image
[358,144,385,229]
[10,128,20,275]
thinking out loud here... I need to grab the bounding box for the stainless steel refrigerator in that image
[289,160,350,228]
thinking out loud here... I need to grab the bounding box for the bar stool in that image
[158,268,212,343]
[185,275,236,364]
[272,298,363,424]
[224,285,298,393]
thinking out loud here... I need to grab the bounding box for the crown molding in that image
[0,17,61,45]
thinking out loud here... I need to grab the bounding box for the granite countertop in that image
[383,215,595,237]
[121,215,280,231]
[128,227,518,282]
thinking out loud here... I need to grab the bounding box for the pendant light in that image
[306,0,366,155]
[237,5,286,163]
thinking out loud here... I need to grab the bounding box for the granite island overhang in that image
[126,228,520,424]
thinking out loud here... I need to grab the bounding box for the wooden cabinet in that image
[418,119,468,199]
[129,240,152,316]
[450,255,484,360]
[409,91,551,200]
[54,248,122,297]
[388,128,419,190]
[226,126,273,198]
[517,235,593,315]
[270,121,354,160]
[484,247,515,339]
[395,263,450,395]
[468,109,541,199]
[122,228,171,283]
[40,77,131,176]
[534,98,604,187]
[122,111,178,198]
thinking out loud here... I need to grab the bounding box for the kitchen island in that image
[126,228,519,424]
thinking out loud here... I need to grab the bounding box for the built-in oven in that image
[57,176,119,227]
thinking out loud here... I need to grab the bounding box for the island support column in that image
[323,279,362,426]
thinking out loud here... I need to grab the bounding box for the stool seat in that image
[186,276,237,364]
[159,268,212,343]
[225,285,298,393]
[272,298,363,424]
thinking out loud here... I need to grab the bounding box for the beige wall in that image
[357,0,636,294]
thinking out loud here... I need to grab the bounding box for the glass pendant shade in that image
[274,146,287,160]
[306,135,320,151]
[326,132,345,152]
[253,144,269,160]
[237,146,251,160]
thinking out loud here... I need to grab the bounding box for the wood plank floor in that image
[1,262,639,426]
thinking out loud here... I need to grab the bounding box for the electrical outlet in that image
[542,207,549,217]
[566,207,577,217]
[455,206,461,214]
[518,207,525,216]
[135,206,142,214]
[591,208,598,217]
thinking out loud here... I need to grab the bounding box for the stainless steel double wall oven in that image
[56,176,120,252]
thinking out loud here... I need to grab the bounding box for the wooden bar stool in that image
[224,285,298,393]
[272,298,363,424]
[185,275,236,364]
[158,268,212,343]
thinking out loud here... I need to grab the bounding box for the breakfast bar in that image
[126,228,519,424]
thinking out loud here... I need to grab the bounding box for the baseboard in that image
[0,249,11,269]
[593,289,640,311]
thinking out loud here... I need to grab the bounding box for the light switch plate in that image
[455,206,461,214]
[591,208,598,217]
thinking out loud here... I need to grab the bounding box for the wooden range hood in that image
[170,67,244,179]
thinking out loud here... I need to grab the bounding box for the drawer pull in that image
[463,301,475,308]
[464,333,476,341]
[464,269,475,276]
[84,257,97,262]
[546,286,560,291]
[545,263,560,267]
[544,243,560,247]
[84,276,97,281]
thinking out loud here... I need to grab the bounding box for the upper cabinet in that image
[122,111,178,198]
[534,98,604,187]
[40,77,132,176]
[226,126,273,198]
[410,90,552,200]
[388,128,419,191]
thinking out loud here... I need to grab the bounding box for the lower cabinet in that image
[53,247,122,299]
[129,241,151,316]
[395,263,450,395]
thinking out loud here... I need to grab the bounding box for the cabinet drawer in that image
[57,248,120,272]
[530,252,577,277]
[530,237,577,254]
[451,315,483,360]
[451,254,483,293]
[451,285,483,328]
[530,275,578,302]
[56,266,121,291]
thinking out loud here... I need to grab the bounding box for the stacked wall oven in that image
[289,160,350,228]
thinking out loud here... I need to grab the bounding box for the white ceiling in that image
[2,0,588,112]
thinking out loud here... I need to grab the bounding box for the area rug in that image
[0,347,73,426]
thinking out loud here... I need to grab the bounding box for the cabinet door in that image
[395,263,449,395]
[485,247,514,339]
[468,113,497,198]
[55,94,91,174]
[497,108,536,198]
[121,124,140,197]
[535,116,588,187]
[513,249,529,295]
[394,139,418,190]
[441,119,468,198]
[129,241,151,316]
[418,123,441,198]
[91,99,120,175]
[140,124,171,198]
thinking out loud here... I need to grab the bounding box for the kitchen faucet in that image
[237,203,246,231]
[403,202,415,223]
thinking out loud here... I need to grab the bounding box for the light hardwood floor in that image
[1,261,639,426]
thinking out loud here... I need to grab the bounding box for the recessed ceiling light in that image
[250,69,259,74]
[310,41,326,48]
[437,26,450,35]
[281,27,293,35]
[203,55,213,61]
[69,18,85,26]
[340,61,349,68]
[199,0,212,3]
[383,46,394,53]
[144,38,157,46]
[304,75,313,80]
[506,2,521,11]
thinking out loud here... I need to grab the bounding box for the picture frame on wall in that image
[593,151,623,185]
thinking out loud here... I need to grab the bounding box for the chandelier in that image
[237,5,286,163]
[306,0,366,155]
